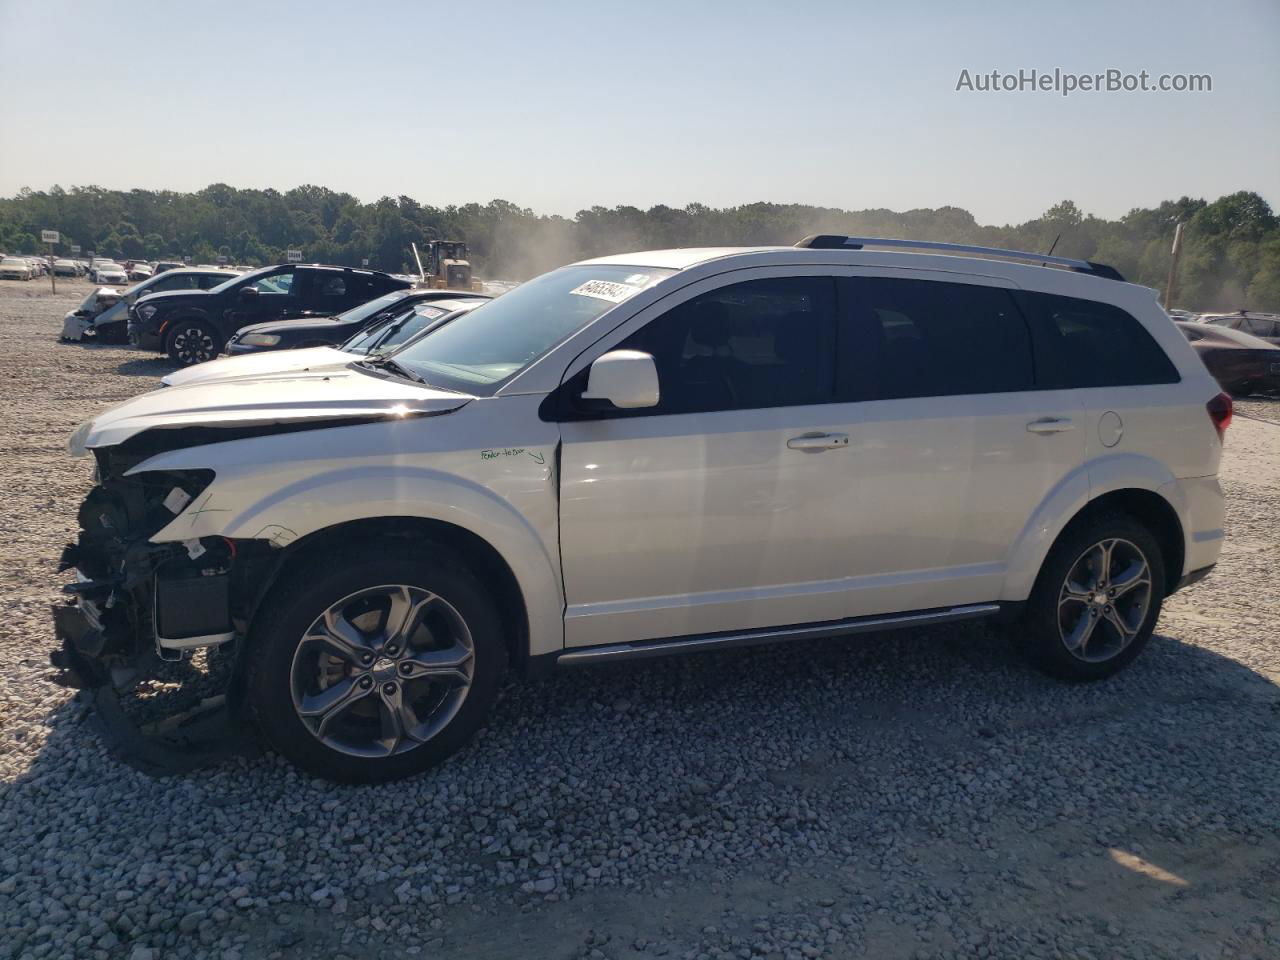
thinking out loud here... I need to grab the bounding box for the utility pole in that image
[1163,222,1184,310]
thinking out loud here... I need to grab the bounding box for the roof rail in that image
[793,235,1125,281]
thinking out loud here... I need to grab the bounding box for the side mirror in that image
[580,350,659,409]
[239,286,259,299]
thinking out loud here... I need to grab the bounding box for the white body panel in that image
[68,244,1227,663]
[161,346,351,387]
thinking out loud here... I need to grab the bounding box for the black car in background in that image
[128,263,413,365]
[223,288,491,356]
[1202,311,1280,346]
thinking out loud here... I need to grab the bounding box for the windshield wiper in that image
[358,356,425,383]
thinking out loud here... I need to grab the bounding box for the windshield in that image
[331,289,413,326]
[392,265,675,393]
[344,304,450,355]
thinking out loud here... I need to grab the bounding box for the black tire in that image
[244,543,508,783]
[1017,510,1165,682]
[165,319,222,365]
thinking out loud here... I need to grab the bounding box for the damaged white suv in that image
[53,237,1229,783]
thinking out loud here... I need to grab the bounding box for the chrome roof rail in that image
[793,235,1125,281]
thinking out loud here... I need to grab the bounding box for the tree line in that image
[1,184,1277,311]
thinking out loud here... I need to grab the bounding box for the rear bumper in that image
[1175,563,1216,592]
[1160,475,1225,589]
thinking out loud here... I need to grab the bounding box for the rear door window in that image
[840,278,1033,400]
[1015,291,1180,388]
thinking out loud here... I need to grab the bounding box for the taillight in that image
[1206,392,1232,440]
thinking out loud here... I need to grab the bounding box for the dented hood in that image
[161,346,352,388]
[69,365,472,455]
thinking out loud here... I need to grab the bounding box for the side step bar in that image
[557,603,1001,667]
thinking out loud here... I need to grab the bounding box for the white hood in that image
[70,365,472,454]
[161,346,352,387]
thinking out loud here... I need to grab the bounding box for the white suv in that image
[53,237,1230,782]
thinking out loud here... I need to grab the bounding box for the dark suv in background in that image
[128,263,413,364]
[222,289,490,355]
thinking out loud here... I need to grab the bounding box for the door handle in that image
[787,432,849,451]
[1026,417,1076,434]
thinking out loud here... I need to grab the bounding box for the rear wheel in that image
[166,319,222,365]
[1018,511,1165,682]
[245,544,507,783]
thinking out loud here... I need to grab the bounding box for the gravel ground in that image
[1,278,1278,960]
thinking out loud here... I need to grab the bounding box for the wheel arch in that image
[1073,489,1185,597]
[159,309,216,346]
[243,516,535,675]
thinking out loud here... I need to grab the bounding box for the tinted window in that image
[318,275,347,297]
[1243,316,1278,337]
[616,276,836,414]
[1016,291,1179,388]
[842,278,1032,400]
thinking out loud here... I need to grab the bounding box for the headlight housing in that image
[136,304,158,321]
[239,333,281,347]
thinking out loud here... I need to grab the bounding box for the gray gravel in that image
[1,279,1278,960]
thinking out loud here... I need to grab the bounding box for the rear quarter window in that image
[1015,292,1180,388]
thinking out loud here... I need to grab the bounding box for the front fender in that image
[134,423,565,656]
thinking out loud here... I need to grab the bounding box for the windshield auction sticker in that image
[569,279,643,303]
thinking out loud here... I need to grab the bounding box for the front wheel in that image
[1017,511,1165,682]
[245,544,508,783]
[166,319,222,365]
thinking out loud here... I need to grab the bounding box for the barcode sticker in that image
[163,488,192,514]
[569,280,642,304]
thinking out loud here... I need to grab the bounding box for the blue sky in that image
[1,0,1276,224]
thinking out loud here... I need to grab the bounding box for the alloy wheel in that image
[1057,538,1153,663]
[289,584,475,758]
[172,327,217,364]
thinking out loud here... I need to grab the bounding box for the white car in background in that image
[56,237,1229,784]
[61,267,239,342]
[0,256,34,280]
[53,259,80,277]
[90,262,129,286]
[127,263,154,281]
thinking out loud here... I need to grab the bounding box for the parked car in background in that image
[53,259,80,278]
[90,262,129,285]
[153,261,184,275]
[163,297,487,387]
[1177,320,1280,395]
[0,256,34,280]
[61,267,239,342]
[127,262,154,281]
[128,263,413,365]
[222,288,491,355]
[1202,311,1280,346]
[58,237,1229,783]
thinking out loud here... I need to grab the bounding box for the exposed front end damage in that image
[50,368,481,773]
[60,287,124,342]
[50,443,274,772]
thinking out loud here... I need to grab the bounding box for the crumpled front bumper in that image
[61,311,93,342]
[49,602,107,689]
